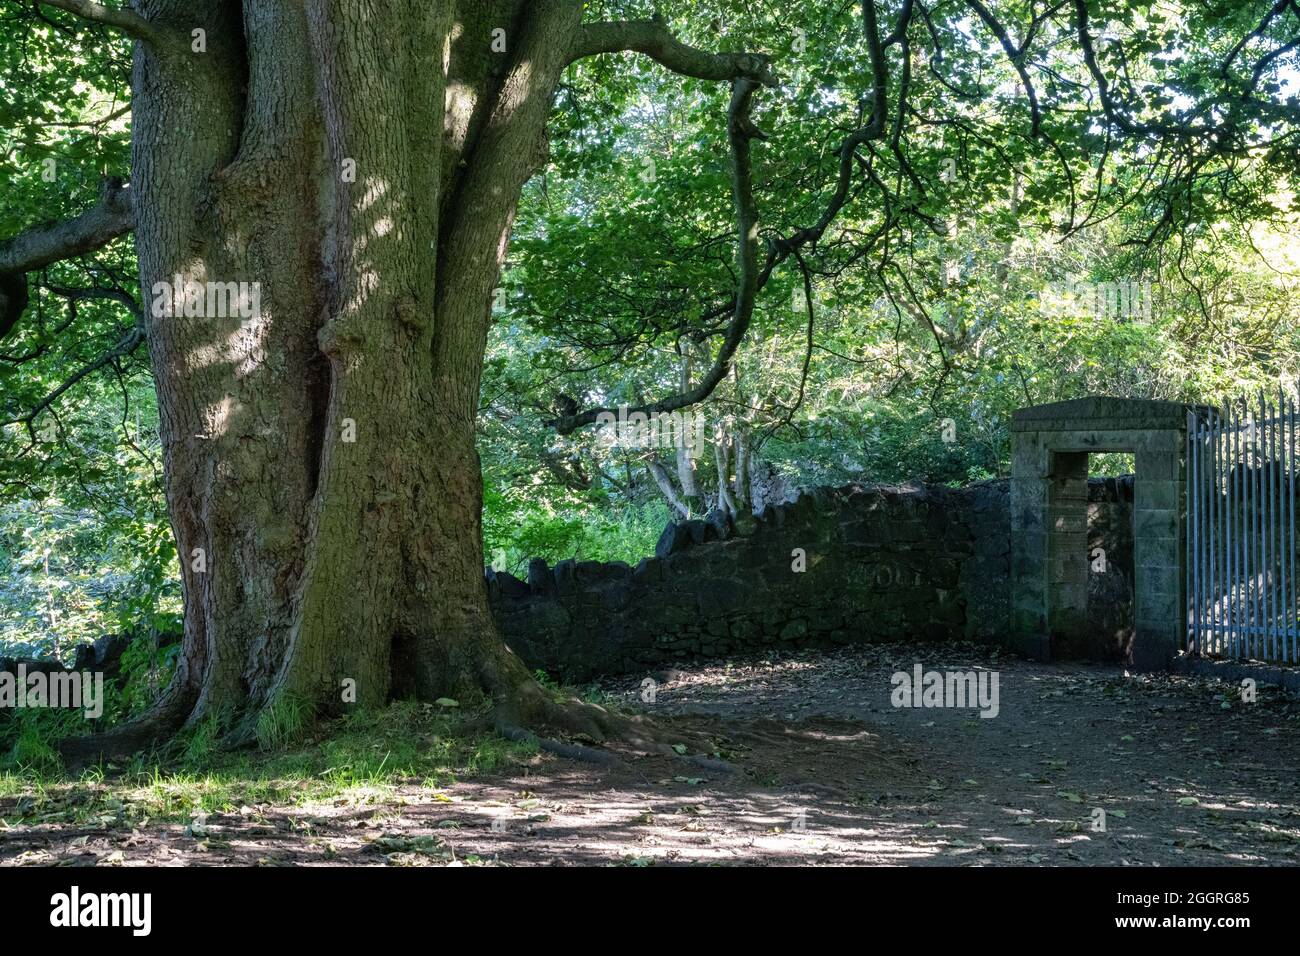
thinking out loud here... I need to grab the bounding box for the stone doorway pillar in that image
[1010,398,1192,670]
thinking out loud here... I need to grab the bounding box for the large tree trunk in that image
[59,0,583,758]
[36,0,773,762]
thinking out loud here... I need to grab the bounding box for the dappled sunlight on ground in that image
[2,643,1298,865]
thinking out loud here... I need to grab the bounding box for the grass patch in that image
[255,694,312,751]
[0,700,538,829]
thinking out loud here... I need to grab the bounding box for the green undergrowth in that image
[0,699,543,829]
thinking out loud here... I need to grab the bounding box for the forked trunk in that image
[63,0,578,759]
[47,0,767,762]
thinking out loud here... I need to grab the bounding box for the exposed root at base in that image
[496,725,623,767]
[51,672,740,777]
[54,692,193,769]
[490,682,737,773]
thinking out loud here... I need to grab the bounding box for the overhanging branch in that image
[0,180,134,276]
[2,319,145,432]
[567,17,778,87]
[549,77,765,434]
[0,179,134,340]
[964,0,1041,137]
[550,4,909,435]
[39,0,183,52]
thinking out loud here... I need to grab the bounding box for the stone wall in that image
[490,481,1008,681]
[490,477,1139,681]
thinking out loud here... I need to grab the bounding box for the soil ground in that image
[3,642,1298,866]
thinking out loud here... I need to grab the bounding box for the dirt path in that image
[3,644,1298,866]
[599,643,1300,865]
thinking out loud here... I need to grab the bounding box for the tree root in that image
[496,725,623,767]
[491,680,737,773]
[49,660,741,778]
[54,696,189,770]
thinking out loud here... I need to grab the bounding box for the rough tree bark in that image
[0,1,775,759]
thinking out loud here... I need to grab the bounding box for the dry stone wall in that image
[489,478,1135,681]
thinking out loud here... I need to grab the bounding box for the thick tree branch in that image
[549,78,764,434]
[964,0,1041,137]
[0,180,134,276]
[881,0,915,47]
[567,17,778,87]
[0,179,134,340]
[861,0,891,134]
[39,0,181,51]
[550,4,909,435]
